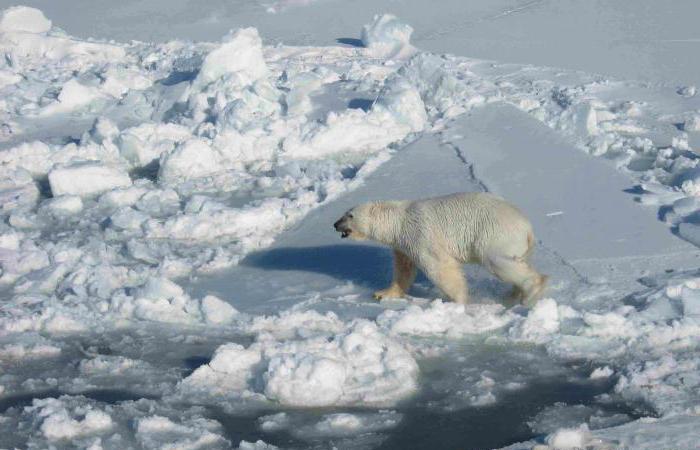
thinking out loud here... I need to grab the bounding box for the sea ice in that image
[48,162,131,197]
[361,14,415,58]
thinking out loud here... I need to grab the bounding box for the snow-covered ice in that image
[1,3,700,449]
[361,14,415,59]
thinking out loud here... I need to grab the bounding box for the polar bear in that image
[333,192,547,305]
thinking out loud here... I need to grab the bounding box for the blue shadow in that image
[243,244,393,289]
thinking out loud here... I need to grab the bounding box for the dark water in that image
[211,374,650,450]
[376,378,644,450]
[0,332,650,450]
[0,373,649,450]
[0,389,156,413]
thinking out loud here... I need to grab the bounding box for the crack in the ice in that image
[441,139,489,193]
[442,134,589,286]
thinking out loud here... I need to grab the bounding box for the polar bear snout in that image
[333,215,352,238]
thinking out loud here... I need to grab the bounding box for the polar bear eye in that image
[347,214,353,219]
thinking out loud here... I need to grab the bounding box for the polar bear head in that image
[333,204,373,241]
[333,201,406,244]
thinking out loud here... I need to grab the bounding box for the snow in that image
[594,414,700,450]
[1,2,699,449]
[33,398,114,442]
[136,415,227,449]
[378,300,512,338]
[509,298,562,343]
[176,319,418,409]
[201,295,240,324]
[0,6,50,34]
[9,395,231,449]
[589,366,614,380]
[194,28,269,90]
[158,138,225,183]
[43,79,105,114]
[237,440,278,450]
[361,14,415,58]
[544,424,591,449]
[45,195,83,215]
[48,162,131,197]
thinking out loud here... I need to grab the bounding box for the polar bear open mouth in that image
[333,216,352,238]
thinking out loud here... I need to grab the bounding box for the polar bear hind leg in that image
[374,249,417,300]
[487,253,547,305]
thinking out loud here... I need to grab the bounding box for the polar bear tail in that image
[522,230,536,261]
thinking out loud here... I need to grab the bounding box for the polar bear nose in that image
[334,218,351,238]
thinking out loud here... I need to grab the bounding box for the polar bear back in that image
[401,192,533,263]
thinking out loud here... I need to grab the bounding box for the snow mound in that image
[158,138,224,183]
[136,415,229,449]
[31,397,113,442]
[41,79,106,114]
[0,9,124,66]
[248,309,345,340]
[0,342,61,360]
[44,195,84,216]
[131,277,239,325]
[397,53,500,119]
[258,410,402,440]
[0,6,51,34]
[545,424,592,449]
[361,14,414,58]
[237,440,279,450]
[377,300,512,337]
[12,395,230,449]
[306,411,402,438]
[373,78,428,132]
[177,320,419,408]
[0,141,52,176]
[117,123,191,169]
[263,320,418,407]
[48,162,131,197]
[193,27,269,89]
[509,298,566,343]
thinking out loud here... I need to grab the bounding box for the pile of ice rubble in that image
[0,7,432,334]
[1,5,700,449]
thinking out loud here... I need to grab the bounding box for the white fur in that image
[337,192,547,305]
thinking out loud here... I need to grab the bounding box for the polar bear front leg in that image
[373,249,416,300]
[420,254,469,304]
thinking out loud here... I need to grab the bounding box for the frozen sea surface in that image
[1,3,700,449]
[3,0,700,86]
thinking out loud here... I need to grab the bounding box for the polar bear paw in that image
[373,287,404,300]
